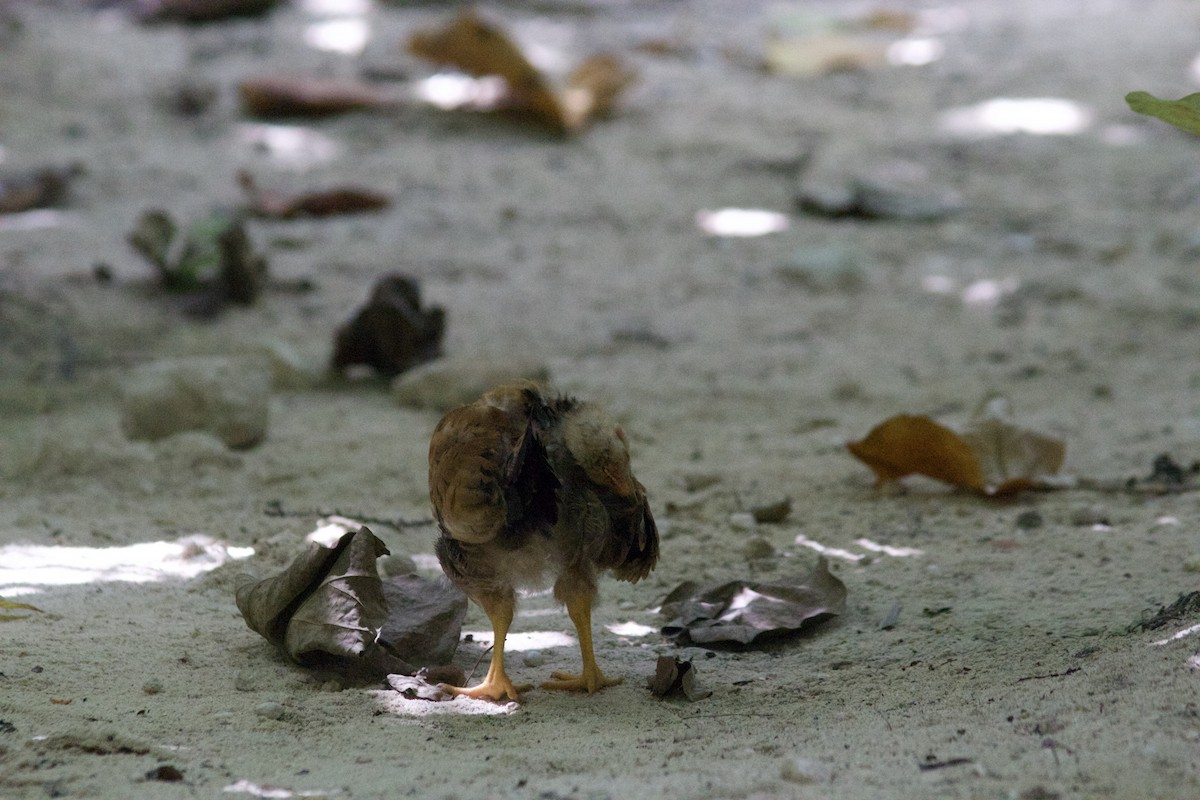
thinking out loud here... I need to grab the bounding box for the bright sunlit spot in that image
[1150,622,1200,647]
[0,209,64,231]
[223,778,340,798]
[234,124,340,167]
[794,535,924,562]
[304,18,369,55]
[298,0,369,14]
[460,630,576,652]
[695,208,790,237]
[938,97,1093,138]
[606,620,657,637]
[794,534,865,562]
[854,538,923,557]
[0,536,253,594]
[415,73,509,111]
[886,37,944,66]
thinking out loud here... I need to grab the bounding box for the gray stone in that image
[120,356,271,449]
[391,356,549,411]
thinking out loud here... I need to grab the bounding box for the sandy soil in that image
[4,1,1200,798]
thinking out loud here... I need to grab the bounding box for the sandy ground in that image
[4,1,1200,798]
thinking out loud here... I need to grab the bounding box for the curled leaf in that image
[648,656,710,701]
[235,527,392,666]
[237,171,390,219]
[847,414,984,491]
[379,573,468,668]
[960,395,1065,496]
[1126,91,1200,136]
[660,557,846,646]
[0,598,43,622]
[408,10,634,132]
[331,273,445,377]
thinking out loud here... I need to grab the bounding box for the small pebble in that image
[743,537,776,560]
[522,650,547,668]
[142,679,164,695]
[780,756,832,784]
[254,701,286,720]
[1015,510,1043,530]
[1068,503,1109,527]
[233,668,259,692]
[729,512,757,531]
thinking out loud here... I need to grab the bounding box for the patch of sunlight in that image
[234,124,340,168]
[305,517,362,546]
[414,73,509,111]
[606,620,657,637]
[304,18,369,55]
[0,535,253,590]
[719,588,777,621]
[0,209,64,231]
[1150,622,1200,647]
[369,688,519,717]
[938,97,1093,138]
[695,208,790,237]
[961,277,1019,308]
[793,533,865,562]
[854,538,923,557]
[223,778,341,798]
[886,37,943,66]
[462,630,575,651]
[297,0,369,15]
[411,553,441,571]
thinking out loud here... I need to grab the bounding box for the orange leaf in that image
[847,414,984,491]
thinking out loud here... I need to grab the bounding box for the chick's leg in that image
[442,591,531,702]
[542,585,622,693]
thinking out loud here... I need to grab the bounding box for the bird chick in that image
[428,381,658,701]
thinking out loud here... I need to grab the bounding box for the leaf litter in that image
[647,656,711,701]
[408,10,636,133]
[660,557,846,646]
[847,395,1065,496]
[235,526,467,678]
[237,171,390,220]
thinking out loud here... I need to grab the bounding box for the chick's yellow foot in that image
[541,669,622,694]
[441,676,532,703]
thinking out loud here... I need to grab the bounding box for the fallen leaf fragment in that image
[331,273,446,378]
[0,599,43,622]
[648,656,711,700]
[387,673,453,702]
[660,557,846,646]
[408,10,635,132]
[960,395,1065,496]
[847,414,984,491]
[1126,91,1200,136]
[379,573,468,668]
[237,172,391,219]
[238,76,393,118]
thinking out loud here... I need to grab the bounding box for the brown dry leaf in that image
[647,656,710,701]
[847,414,985,491]
[237,171,390,219]
[238,76,393,118]
[331,273,445,378]
[959,396,1065,496]
[408,10,634,132]
[0,164,82,215]
[136,0,278,24]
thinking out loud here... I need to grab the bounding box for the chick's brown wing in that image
[429,402,558,547]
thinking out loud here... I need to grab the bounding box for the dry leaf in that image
[408,10,634,132]
[847,414,984,491]
[235,527,399,669]
[848,398,1066,497]
[136,0,278,24]
[647,656,710,701]
[379,574,468,668]
[0,598,43,622]
[331,273,445,378]
[237,171,390,219]
[660,557,846,646]
[238,76,392,118]
[387,673,453,702]
[960,396,1065,496]
[0,164,82,214]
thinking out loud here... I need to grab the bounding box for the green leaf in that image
[0,598,43,621]
[1126,91,1200,136]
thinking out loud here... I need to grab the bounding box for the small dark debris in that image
[1148,453,1196,486]
[331,273,445,378]
[146,765,184,782]
[0,720,15,734]
[1129,591,1200,633]
[136,0,279,24]
[750,498,792,524]
[1015,510,1043,530]
[921,607,952,618]
[918,755,973,772]
[0,163,83,214]
[647,656,710,701]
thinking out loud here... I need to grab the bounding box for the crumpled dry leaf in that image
[387,673,452,701]
[660,557,846,646]
[408,10,635,133]
[237,171,390,219]
[380,573,468,668]
[959,395,1065,496]
[847,397,1065,497]
[238,76,393,118]
[331,273,445,378]
[0,164,82,214]
[235,527,393,667]
[648,656,711,701]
